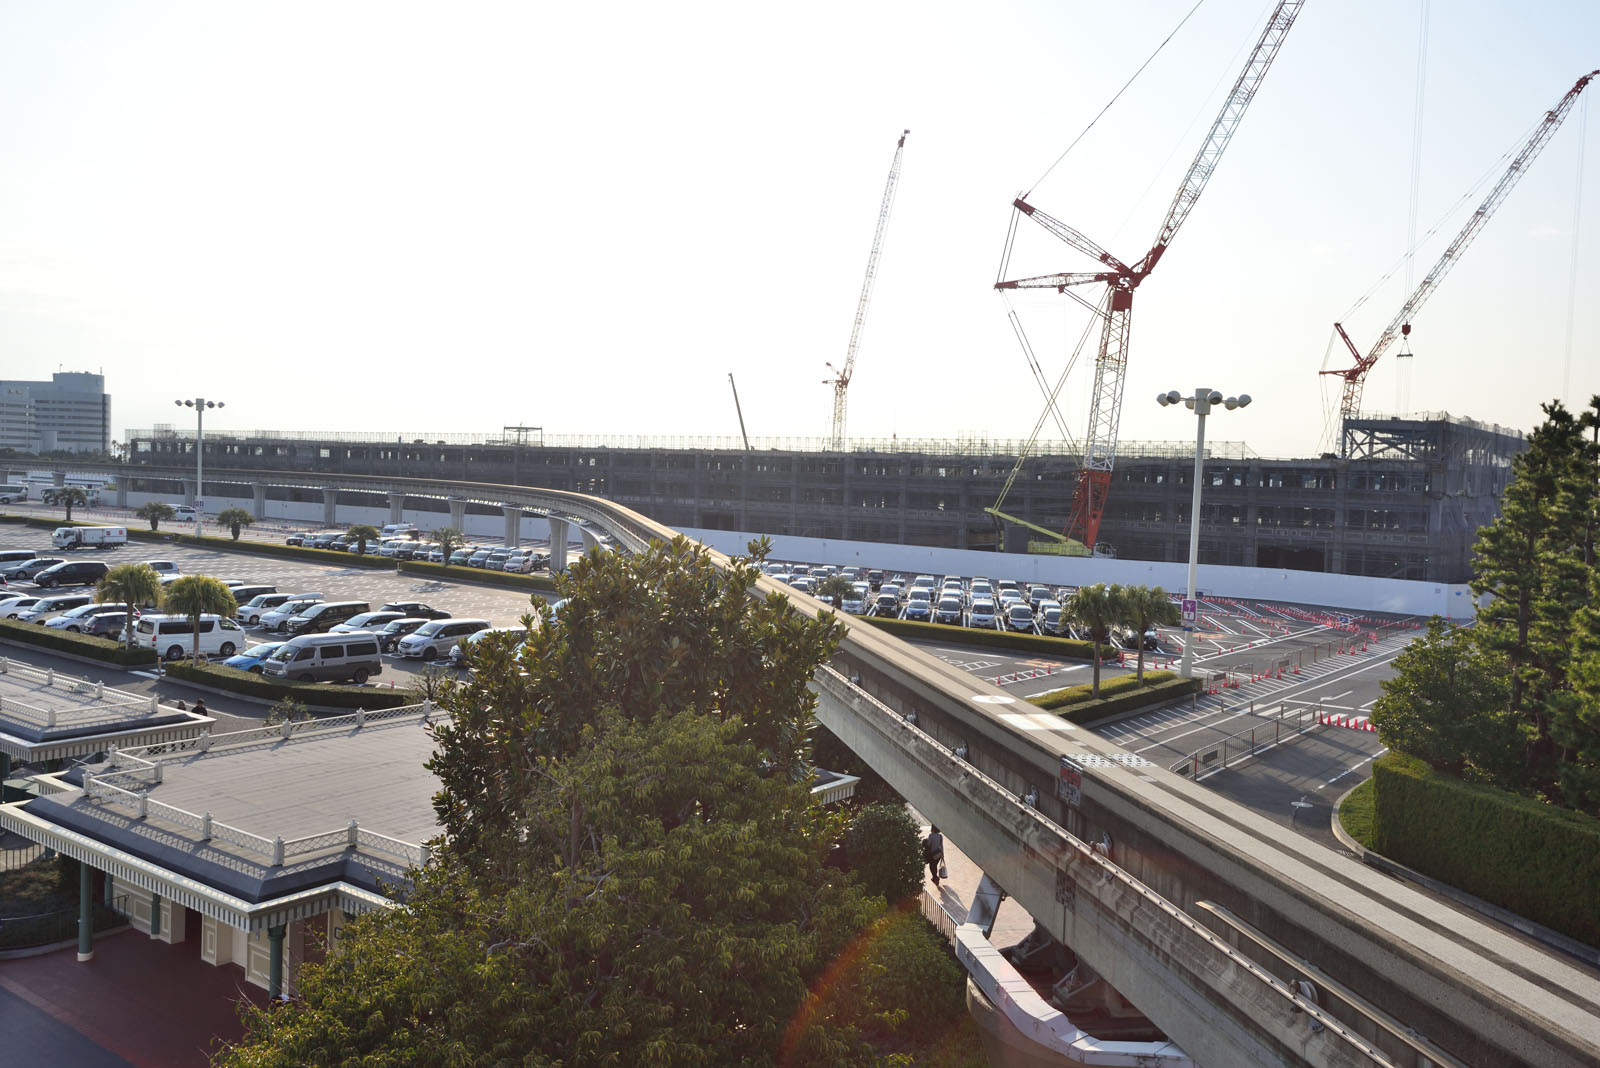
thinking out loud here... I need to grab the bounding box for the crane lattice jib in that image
[829,130,908,451]
[1325,69,1599,424]
[1138,0,1305,277]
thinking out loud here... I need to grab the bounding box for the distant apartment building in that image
[0,372,111,454]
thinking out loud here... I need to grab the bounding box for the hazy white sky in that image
[2,1,1596,459]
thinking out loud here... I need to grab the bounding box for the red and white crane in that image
[826,130,908,451]
[1322,69,1598,449]
[995,1,1303,550]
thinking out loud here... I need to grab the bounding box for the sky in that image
[1,1,1597,460]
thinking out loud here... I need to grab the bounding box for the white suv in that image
[396,618,490,661]
[258,596,325,633]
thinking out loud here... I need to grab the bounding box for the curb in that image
[1331,782,1600,968]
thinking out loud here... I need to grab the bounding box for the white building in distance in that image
[0,371,112,454]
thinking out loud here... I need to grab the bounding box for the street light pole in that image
[1157,387,1251,678]
[174,398,224,538]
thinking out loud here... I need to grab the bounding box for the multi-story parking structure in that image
[123,412,1521,583]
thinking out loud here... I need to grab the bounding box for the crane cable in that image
[1024,0,1208,198]
[1562,92,1589,405]
[1397,0,1430,412]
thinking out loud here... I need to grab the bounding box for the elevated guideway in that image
[31,463,1600,1067]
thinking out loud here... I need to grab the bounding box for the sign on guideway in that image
[1181,598,1197,623]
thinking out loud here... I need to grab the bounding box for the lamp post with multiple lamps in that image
[1157,387,1251,679]
[174,398,224,538]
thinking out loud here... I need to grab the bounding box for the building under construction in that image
[125,411,1522,584]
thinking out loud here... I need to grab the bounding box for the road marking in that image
[129,670,161,679]
[1327,748,1388,786]
[997,711,1074,731]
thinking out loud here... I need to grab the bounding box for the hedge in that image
[0,618,158,667]
[1371,752,1600,947]
[123,529,396,568]
[854,615,1112,661]
[1025,672,1201,725]
[162,662,413,710]
[398,559,559,593]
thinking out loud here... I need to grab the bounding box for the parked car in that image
[33,560,111,588]
[82,611,133,640]
[448,625,529,669]
[968,599,998,630]
[396,618,491,661]
[141,560,181,577]
[136,613,246,661]
[2,596,48,619]
[467,549,495,568]
[372,616,430,653]
[237,592,300,625]
[870,592,899,617]
[448,548,474,566]
[331,610,407,635]
[223,641,285,673]
[44,602,130,632]
[379,601,450,620]
[1005,603,1036,633]
[285,600,371,636]
[0,557,64,582]
[18,593,94,624]
[934,595,964,625]
[259,596,326,633]
[263,632,384,684]
[1040,605,1065,636]
[284,533,306,546]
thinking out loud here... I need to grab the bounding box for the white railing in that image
[0,658,161,727]
[79,702,441,871]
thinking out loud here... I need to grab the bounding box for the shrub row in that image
[398,559,559,593]
[1026,672,1200,724]
[124,528,396,568]
[853,615,1111,660]
[163,662,413,710]
[1371,752,1600,947]
[0,618,157,667]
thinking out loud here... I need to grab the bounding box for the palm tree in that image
[50,486,88,522]
[160,575,239,664]
[432,526,464,567]
[216,507,255,541]
[1064,583,1123,698]
[136,502,176,530]
[815,574,855,608]
[96,563,162,648]
[1118,584,1181,683]
[347,523,381,554]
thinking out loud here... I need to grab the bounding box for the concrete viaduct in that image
[41,463,1600,1067]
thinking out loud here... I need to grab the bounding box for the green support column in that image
[150,892,161,937]
[77,862,94,961]
[268,924,286,1000]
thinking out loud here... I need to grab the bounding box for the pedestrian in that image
[174,700,187,711]
[922,825,946,887]
[191,698,207,717]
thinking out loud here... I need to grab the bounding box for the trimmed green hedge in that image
[125,529,395,567]
[854,615,1112,660]
[163,662,412,709]
[0,618,158,667]
[1372,752,1600,947]
[398,559,559,593]
[1025,672,1200,724]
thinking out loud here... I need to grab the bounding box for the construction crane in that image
[1322,69,1599,450]
[826,130,908,451]
[993,1,1304,550]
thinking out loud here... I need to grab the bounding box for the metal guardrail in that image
[0,892,128,949]
[1169,702,1325,778]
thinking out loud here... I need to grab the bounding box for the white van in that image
[380,523,417,539]
[262,632,384,684]
[136,613,246,661]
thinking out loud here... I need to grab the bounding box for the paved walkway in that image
[0,928,266,1067]
[915,813,1038,949]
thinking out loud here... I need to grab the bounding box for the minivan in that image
[0,550,36,567]
[263,632,384,684]
[285,600,371,636]
[237,592,296,624]
[136,613,245,661]
[259,596,326,633]
[16,593,94,623]
[228,584,277,605]
[396,618,491,660]
[33,561,111,588]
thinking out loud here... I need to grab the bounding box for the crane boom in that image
[1324,69,1599,437]
[994,0,1304,548]
[826,130,908,451]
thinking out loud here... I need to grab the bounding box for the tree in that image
[1064,583,1122,697]
[95,563,162,648]
[346,523,380,554]
[159,575,238,663]
[47,486,88,522]
[431,526,464,567]
[815,573,856,608]
[1370,618,1519,780]
[135,502,176,531]
[219,537,979,1067]
[836,803,924,903]
[216,507,255,541]
[1118,584,1181,683]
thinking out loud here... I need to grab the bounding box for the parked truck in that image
[52,525,128,550]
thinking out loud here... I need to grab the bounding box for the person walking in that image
[922,826,946,887]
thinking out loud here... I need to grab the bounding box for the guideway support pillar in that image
[252,483,268,521]
[322,488,338,528]
[547,517,569,573]
[448,498,467,532]
[503,506,520,547]
[389,492,405,526]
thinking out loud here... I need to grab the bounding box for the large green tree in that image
[1117,584,1181,683]
[135,501,175,530]
[159,575,238,663]
[47,485,88,522]
[1065,583,1122,697]
[220,537,974,1067]
[216,507,255,541]
[95,563,162,648]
